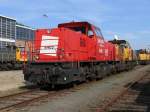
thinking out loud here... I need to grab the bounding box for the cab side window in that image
[88,29,94,38]
[95,27,104,39]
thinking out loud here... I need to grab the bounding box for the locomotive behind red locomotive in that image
[23,21,136,86]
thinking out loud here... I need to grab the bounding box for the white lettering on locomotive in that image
[40,35,59,56]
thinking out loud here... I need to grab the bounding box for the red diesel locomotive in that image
[23,21,136,87]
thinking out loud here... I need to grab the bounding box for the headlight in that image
[34,55,39,60]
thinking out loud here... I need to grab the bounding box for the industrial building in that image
[0,15,35,50]
[0,15,16,51]
[16,23,35,41]
[15,23,35,47]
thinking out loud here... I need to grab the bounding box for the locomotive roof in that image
[58,21,96,28]
[136,49,148,53]
[109,39,127,44]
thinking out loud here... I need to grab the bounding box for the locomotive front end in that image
[23,27,81,86]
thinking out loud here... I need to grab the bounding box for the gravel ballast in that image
[16,65,150,112]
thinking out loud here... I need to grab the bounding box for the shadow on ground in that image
[132,80,150,112]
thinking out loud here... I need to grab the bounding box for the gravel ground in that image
[0,70,25,92]
[0,70,27,97]
[15,65,150,112]
[0,70,36,98]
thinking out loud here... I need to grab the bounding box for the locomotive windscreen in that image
[67,26,86,34]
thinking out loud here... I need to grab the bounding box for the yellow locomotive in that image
[0,40,32,70]
[137,49,150,64]
[122,44,133,61]
[109,39,137,71]
[15,40,33,63]
[16,47,28,62]
[109,39,134,62]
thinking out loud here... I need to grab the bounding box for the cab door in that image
[87,28,97,60]
[94,27,105,61]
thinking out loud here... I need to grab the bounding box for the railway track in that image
[0,66,148,112]
[0,85,80,112]
[0,89,53,111]
[96,70,150,112]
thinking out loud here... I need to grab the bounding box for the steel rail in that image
[0,89,55,112]
[96,72,149,112]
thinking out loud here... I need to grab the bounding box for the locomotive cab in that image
[58,21,104,39]
[58,22,106,60]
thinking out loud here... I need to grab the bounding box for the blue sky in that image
[0,0,150,49]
